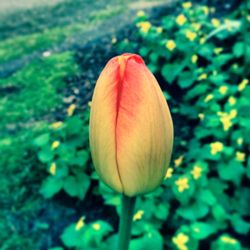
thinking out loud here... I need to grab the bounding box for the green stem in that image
[118,194,136,250]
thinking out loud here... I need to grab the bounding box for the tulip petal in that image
[115,55,173,196]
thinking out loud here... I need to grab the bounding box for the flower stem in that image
[118,194,136,250]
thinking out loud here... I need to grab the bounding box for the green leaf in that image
[40,176,63,198]
[178,71,196,88]
[38,147,54,163]
[218,161,245,186]
[33,133,50,147]
[177,201,209,221]
[61,224,83,248]
[153,203,169,220]
[233,42,244,58]
[63,173,90,200]
[161,63,184,84]
[190,222,217,239]
[130,230,163,250]
[197,189,216,206]
[231,214,250,235]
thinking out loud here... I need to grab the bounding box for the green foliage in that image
[35,113,91,200]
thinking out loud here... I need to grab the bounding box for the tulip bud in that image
[89,53,173,197]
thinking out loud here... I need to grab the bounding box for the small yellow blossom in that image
[176,14,187,26]
[191,166,202,179]
[92,223,101,230]
[174,155,184,167]
[136,10,145,17]
[175,177,189,192]
[236,151,245,162]
[237,137,243,146]
[165,168,174,179]
[67,104,76,116]
[49,162,56,175]
[166,40,176,51]
[198,73,207,81]
[238,78,249,91]
[198,113,205,120]
[210,142,224,155]
[228,96,236,106]
[221,235,237,244]
[204,94,213,103]
[247,15,250,22]
[210,7,216,13]
[192,23,201,31]
[137,21,151,33]
[75,217,85,231]
[51,140,60,149]
[219,86,228,95]
[211,18,221,28]
[229,109,237,119]
[173,233,189,250]
[133,210,144,221]
[200,37,206,44]
[202,6,209,15]
[156,27,163,33]
[220,116,232,131]
[214,47,223,54]
[191,54,198,64]
[185,30,197,41]
[182,2,192,9]
[111,37,117,44]
[51,121,63,129]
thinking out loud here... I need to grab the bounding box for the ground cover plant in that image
[1,0,249,250]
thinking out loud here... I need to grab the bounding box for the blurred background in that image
[0,0,249,250]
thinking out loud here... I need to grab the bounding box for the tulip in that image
[89,53,173,197]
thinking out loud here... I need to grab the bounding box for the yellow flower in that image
[214,47,223,54]
[210,142,224,155]
[236,151,245,162]
[174,155,184,167]
[156,27,163,33]
[51,140,60,149]
[111,37,117,44]
[191,166,202,179]
[219,86,228,95]
[166,40,176,51]
[200,37,206,44]
[237,137,243,146]
[211,18,221,27]
[238,78,249,91]
[133,210,144,221]
[204,94,213,103]
[229,109,237,119]
[49,162,56,175]
[175,177,189,192]
[198,73,207,81]
[173,233,189,250]
[192,23,201,31]
[247,15,250,22]
[51,121,63,129]
[228,96,236,106]
[185,30,197,41]
[202,6,209,15]
[136,10,145,17]
[198,113,205,120]
[75,216,85,231]
[137,21,151,33]
[191,55,198,64]
[92,223,101,230]
[182,2,192,9]
[220,116,232,131]
[165,167,174,179]
[176,14,187,26]
[67,104,76,116]
[221,235,237,244]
